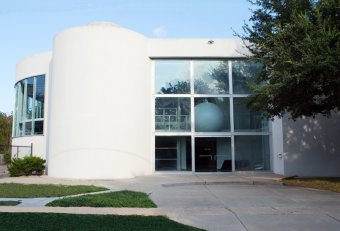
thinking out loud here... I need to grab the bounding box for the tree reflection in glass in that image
[155,60,190,94]
[232,61,263,94]
[194,61,229,94]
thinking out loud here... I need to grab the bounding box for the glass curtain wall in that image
[13,75,45,137]
[154,60,270,172]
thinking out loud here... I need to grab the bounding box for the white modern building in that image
[12,22,340,179]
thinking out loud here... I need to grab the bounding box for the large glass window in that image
[194,97,230,132]
[232,61,262,94]
[155,136,191,171]
[235,135,270,171]
[155,60,190,94]
[155,97,191,132]
[18,81,25,136]
[13,75,45,137]
[34,121,44,135]
[233,98,268,132]
[195,137,231,172]
[194,61,229,94]
[35,77,45,119]
[26,78,34,120]
[153,60,271,173]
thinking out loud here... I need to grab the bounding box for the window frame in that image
[152,59,272,173]
[13,74,45,137]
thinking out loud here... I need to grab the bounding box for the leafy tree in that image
[238,0,340,119]
[0,112,12,146]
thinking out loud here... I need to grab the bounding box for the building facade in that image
[12,23,340,179]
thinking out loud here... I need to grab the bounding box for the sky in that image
[0,0,254,114]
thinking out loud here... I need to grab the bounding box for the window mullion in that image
[32,77,37,135]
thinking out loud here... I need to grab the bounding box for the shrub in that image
[3,151,11,164]
[8,156,46,177]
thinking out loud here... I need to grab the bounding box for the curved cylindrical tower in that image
[47,23,152,179]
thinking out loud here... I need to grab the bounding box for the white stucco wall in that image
[148,38,249,58]
[47,23,152,179]
[11,136,45,159]
[283,113,340,177]
[16,52,52,82]
[12,52,51,159]
[270,118,284,175]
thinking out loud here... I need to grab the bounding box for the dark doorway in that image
[195,137,232,172]
[195,138,217,172]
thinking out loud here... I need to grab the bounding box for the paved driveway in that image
[0,174,339,231]
[150,183,340,231]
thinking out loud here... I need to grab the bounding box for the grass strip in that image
[0,201,21,206]
[47,190,157,208]
[282,177,340,193]
[0,212,204,231]
[0,183,108,198]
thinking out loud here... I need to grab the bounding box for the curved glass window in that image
[13,75,45,137]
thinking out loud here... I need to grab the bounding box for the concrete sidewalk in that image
[1,173,339,231]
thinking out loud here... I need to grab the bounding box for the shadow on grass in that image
[0,201,21,206]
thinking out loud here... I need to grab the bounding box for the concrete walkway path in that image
[1,173,339,231]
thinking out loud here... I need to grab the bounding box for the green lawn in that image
[0,201,21,206]
[47,190,157,208]
[0,213,205,231]
[0,183,108,198]
[282,177,340,193]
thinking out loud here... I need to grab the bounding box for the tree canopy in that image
[239,0,340,119]
[0,112,12,146]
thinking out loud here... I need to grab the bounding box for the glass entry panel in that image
[235,135,270,171]
[155,136,191,171]
[195,137,231,172]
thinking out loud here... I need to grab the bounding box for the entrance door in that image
[195,137,232,172]
[195,138,217,172]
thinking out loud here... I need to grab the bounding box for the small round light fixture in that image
[207,40,214,45]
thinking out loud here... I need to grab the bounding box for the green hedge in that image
[7,156,45,177]
[3,151,11,164]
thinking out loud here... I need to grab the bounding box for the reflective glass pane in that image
[14,81,25,137]
[34,121,44,135]
[26,78,34,119]
[35,76,45,119]
[232,61,262,94]
[233,98,268,132]
[194,98,230,132]
[25,122,32,136]
[155,136,191,171]
[19,81,25,122]
[235,135,270,171]
[194,61,229,94]
[13,85,19,136]
[155,60,190,94]
[195,137,231,172]
[18,123,24,136]
[155,98,190,131]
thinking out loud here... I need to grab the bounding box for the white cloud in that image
[153,26,167,37]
